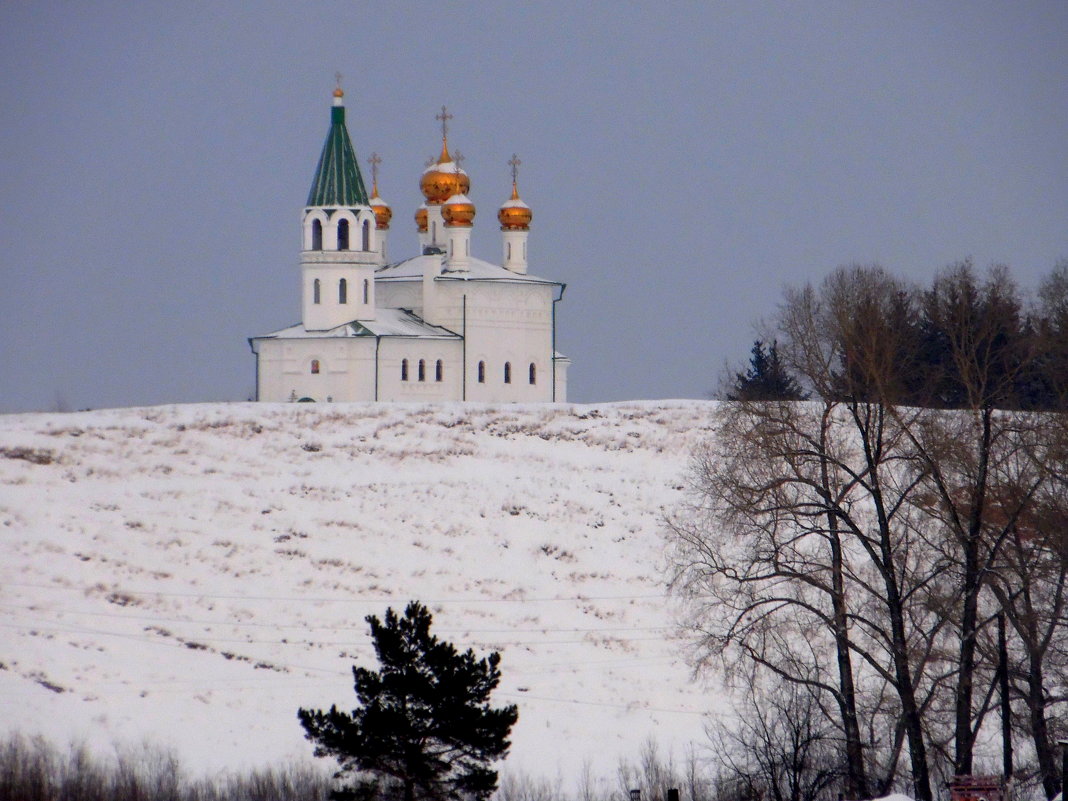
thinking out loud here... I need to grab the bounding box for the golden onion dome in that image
[442,193,476,227]
[414,203,428,233]
[498,181,532,230]
[420,139,470,204]
[370,181,392,230]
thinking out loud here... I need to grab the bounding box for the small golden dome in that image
[442,193,476,227]
[370,180,392,230]
[414,204,428,233]
[372,201,392,230]
[333,86,344,99]
[420,139,470,204]
[498,181,532,230]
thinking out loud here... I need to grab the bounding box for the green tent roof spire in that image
[306,90,370,207]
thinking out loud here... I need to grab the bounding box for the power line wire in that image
[0,602,674,635]
[2,580,670,604]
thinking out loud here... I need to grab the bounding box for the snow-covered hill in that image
[0,401,728,786]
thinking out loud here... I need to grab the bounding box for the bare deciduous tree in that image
[671,261,1068,801]
[707,675,841,801]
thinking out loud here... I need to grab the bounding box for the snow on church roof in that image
[376,255,560,285]
[252,307,461,340]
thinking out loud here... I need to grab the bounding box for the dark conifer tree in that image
[298,602,518,801]
[728,340,808,401]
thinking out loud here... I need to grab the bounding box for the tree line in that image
[728,260,1068,411]
[670,260,1068,801]
[0,733,333,801]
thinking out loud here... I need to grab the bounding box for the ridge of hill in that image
[0,401,728,786]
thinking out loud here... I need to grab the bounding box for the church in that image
[249,86,570,403]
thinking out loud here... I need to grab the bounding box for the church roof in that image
[252,307,461,340]
[306,102,370,207]
[375,255,561,285]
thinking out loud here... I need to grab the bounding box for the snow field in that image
[0,401,729,786]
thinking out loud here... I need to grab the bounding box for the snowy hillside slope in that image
[0,401,729,785]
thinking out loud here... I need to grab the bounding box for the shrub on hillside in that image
[0,732,332,801]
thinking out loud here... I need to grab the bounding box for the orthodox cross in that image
[435,105,453,140]
[508,153,522,183]
[453,150,465,169]
[334,71,343,92]
[367,152,382,187]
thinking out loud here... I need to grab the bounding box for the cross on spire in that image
[367,152,382,193]
[335,72,343,91]
[453,150,465,169]
[508,153,522,184]
[435,105,453,141]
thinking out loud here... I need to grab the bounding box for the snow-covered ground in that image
[0,401,729,786]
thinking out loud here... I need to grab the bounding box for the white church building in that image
[249,87,569,403]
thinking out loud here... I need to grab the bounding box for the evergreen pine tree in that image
[298,602,518,801]
[727,340,808,401]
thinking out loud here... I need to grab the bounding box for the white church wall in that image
[301,256,375,330]
[376,339,464,402]
[255,338,378,402]
[432,281,557,403]
[376,281,422,315]
[259,269,564,403]
[553,358,569,403]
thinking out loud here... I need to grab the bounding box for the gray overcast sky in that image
[2,2,1066,412]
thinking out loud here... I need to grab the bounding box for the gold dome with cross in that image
[420,106,470,204]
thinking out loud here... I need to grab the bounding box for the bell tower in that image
[300,79,379,331]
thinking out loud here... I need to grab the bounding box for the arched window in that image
[507,242,512,260]
[401,359,409,381]
[418,359,426,382]
[362,219,370,251]
[311,359,320,375]
[311,219,322,250]
[338,278,347,304]
[337,219,350,250]
[435,360,443,382]
[529,363,536,385]
[363,279,369,304]
[478,361,485,383]
[504,362,512,384]
[313,278,321,304]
